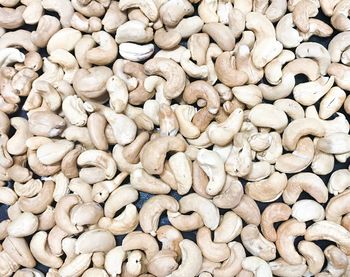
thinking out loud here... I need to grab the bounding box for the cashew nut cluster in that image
[0,0,350,276]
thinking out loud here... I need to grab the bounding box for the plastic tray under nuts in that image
[1,6,350,275]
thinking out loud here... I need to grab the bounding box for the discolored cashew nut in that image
[241,224,276,261]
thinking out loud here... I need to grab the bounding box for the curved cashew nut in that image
[167,211,204,232]
[105,246,126,277]
[7,117,32,156]
[196,226,230,263]
[36,140,74,166]
[179,193,220,230]
[168,239,202,277]
[196,148,226,196]
[54,194,83,235]
[30,231,63,268]
[282,118,325,151]
[242,256,272,277]
[131,168,171,194]
[328,31,350,62]
[328,169,350,195]
[140,136,187,175]
[99,203,138,235]
[283,172,328,205]
[275,137,315,173]
[269,258,307,277]
[276,219,306,265]
[261,203,291,242]
[298,241,324,276]
[139,195,179,236]
[104,184,138,218]
[317,132,350,154]
[86,31,118,66]
[119,42,154,62]
[207,108,243,146]
[264,50,295,85]
[75,229,116,254]
[326,190,350,223]
[296,42,330,75]
[168,152,193,195]
[41,0,74,27]
[77,150,117,180]
[3,236,35,268]
[62,95,87,127]
[241,224,276,261]
[246,172,287,202]
[249,103,288,131]
[213,241,246,277]
[18,180,54,214]
[122,231,159,261]
[215,51,248,87]
[119,0,158,21]
[0,48,25,67]
[292,199,325,222]
[7,212,38,237]
[305,220,350,255]
[58,253,92,277]
[0,30,37,51]
[144,58,186,100]
[246,12,283,68]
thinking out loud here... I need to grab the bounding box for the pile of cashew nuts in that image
[1,0,350,276]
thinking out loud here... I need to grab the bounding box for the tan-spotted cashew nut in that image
[241,224,276,261]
